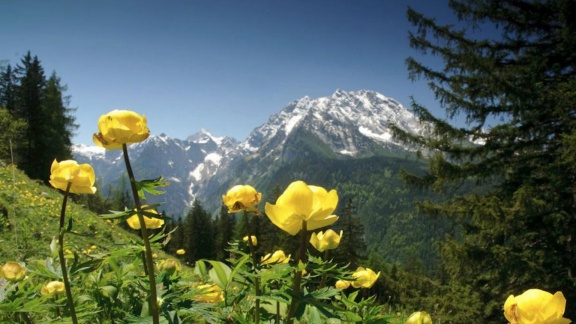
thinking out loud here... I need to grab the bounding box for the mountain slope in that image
[74,89,426,216]
[72,89,444,272]
[0,164,139,264]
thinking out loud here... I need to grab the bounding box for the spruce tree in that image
[393,0,576,320]
[183,200,216,263]
[332,198,366,269]
[14,52,46,180]
[0,64,17,113]
[42,72,77,163]
[8,52,77,182]
[214,205,236,261]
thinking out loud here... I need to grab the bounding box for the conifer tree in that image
[183,200,216,263]
[162,217,185,255]
[7,52,77,181]
[332,198,366,269]
[393,0,576,320]
[13,52,46,180]
[0,64,17,113]
[214,205,236,261]
[42,72,77,163]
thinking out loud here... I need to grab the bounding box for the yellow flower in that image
[222,185,262,213]
[49,159,97,194]
[309,229,343,252]
[157,258,181,274]
[126,206,164,230]
[93,109,150,150]
[335,280,350,289]
[504,289,570,324]
[1,261,26,282]
[264,181,338,235]
[406,311,433,324]
[41,281,65,296]
[193,284,224,303]
[351,267,380,289]
[176,249,186,255]
[242,235,258,246]
[261,250,291,265]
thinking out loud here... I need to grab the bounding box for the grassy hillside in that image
[0,164,139,264]
[0,163,417,323]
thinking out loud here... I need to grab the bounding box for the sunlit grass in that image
[0,164,139,264]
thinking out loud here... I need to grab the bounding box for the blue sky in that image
[1,0,454,145]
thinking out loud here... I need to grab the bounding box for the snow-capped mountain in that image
[73,130,239,216]
[73,90,424,217]
[240,89,422,157]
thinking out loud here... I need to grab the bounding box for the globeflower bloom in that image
[243,235,258,246]
[176,249,186,255]
[310,229,343,252]
[504,289,569,324]
[193,284,224,303]
[93,109,150,150]
[0,261,26,282]
[406,311,433,324]
[49,159,97,194]
[264,181,338,235]
[335,280,350,289]
[222,185,262,213]
[126,206,164,230]
[351,267,380,289]
[261,250,291,265]
[157,258,182,275]
[41,281,65,296]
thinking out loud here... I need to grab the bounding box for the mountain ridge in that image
[73,89,425,217]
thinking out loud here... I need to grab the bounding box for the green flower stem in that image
[244,211,260,324]
[318,250,330,289]
[287,220,308,323]
[122,144,160,324]
[57,182,78,324]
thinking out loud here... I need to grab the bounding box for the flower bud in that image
[157,258,182,274]
[335,280,350,289]
[261,250,290,265]
[93,110,150,150]
[126,206,164,230]
[405,311,433,324]
[504,289,569,324]
[242,235,258,246]
[49,159,97,194]
[193,284,224,303]
[1,261,26,282]
[222,185,262,213]
[351,267,380,289]
[310,229,343,252]
[41,281,65,296]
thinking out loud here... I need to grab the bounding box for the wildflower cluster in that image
[0,109,571,323]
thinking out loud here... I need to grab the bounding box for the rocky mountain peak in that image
[73,90,424,217]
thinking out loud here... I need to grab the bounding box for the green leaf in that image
[229,254,250,282]
[136,177,169,198]
[206,260,232,288]
[99,209,132,219]
[194,260,208,279]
